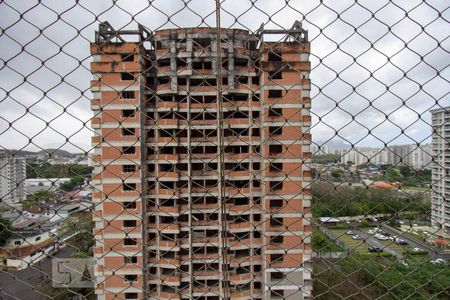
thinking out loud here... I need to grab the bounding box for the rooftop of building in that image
[430,106,450,114]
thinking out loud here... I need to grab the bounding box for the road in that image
[353,228,402,259]
[0,246,76,300]
[380,224,450,261]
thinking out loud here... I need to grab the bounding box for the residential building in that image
[0,229,57,270]
[430,106,450,230]
[90,22,312,300]
[0,151,26,207]
[339,144,432,169]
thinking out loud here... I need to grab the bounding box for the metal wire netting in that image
[0,0,449,299]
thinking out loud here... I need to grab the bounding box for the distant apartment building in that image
[430,106,450,230]
[339,144,432,169]
[0,151,26,207]
[90,22,312,300]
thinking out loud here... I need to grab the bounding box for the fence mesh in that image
[0,0,449,299]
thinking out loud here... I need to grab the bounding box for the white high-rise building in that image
[0,151,26,207]
[430,107,450,230]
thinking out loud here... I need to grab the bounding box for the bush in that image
[358,220,376,228]
[403,250,429,256]
[327,224,348,229]
[363,252,393,258]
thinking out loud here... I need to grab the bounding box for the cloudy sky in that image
[0,0,448,153]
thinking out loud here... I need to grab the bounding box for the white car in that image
[352,235,363,240]
[411,247,424,252]
[430,258,445,265]
[376,234,388,241]
[346,230,355,235]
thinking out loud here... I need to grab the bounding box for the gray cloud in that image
[0,0,449,152]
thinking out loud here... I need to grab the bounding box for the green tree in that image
[399,165,411,178]
[23,190,55,209]
[0,217,12,246]
[331,169,343,179]
[386,167,401,181]
[60,176,85,192]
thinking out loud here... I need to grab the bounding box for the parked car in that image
[368,247,383,253]
[352,235,363,240]
[346,230,355,235]
[395,238,408,245]
[430,258,445,265]
[412,247,424,252]
[375,234,388,241]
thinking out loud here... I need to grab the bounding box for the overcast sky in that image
[0,0,448,153]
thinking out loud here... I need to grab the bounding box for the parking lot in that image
[329,227,428,259]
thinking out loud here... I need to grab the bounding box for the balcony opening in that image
[124,256,138,264]
[235,249,250,258]
[271,272,285,281]
[120,53,134,62]
[124,274,138,282]
[268,51,282,62]
[234,197,249,205]
[161,285,177,293]
[122,165,136,172]
[121,72,134,81]
[176,58,187,67]
[271,235,284,244]
[123,201,136,209]
[192,60,212,70]
[123,183,136,191]
[122,128,135,136]
[161,198,175,207]
[268,90,282,98]
[177,77,187,85]
[269,144,283,154]
[270,162,283,172]
[270,217,284,227]
[236,266,250,275]
[121,109,136,118]
[158,76,170,84]
[193,38,211,48]
[234,58,248,67]
[125,292,138,299]
[270,199,284,208]
[124,238,137,246]
[269,107,282,117]
[269,70,282,80]
[123,220,137,227]
[270,254,284,264]
[235,76,248,84]
[270,181,283,191]
[158,58,170,67]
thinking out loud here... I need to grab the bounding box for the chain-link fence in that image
[0,0,449,299]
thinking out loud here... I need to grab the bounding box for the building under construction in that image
[90,21,312,300]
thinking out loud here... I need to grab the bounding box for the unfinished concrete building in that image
[90,21,312,300]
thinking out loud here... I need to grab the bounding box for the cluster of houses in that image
[0,200,92,270]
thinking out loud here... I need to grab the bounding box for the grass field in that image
[331,229,370,253]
